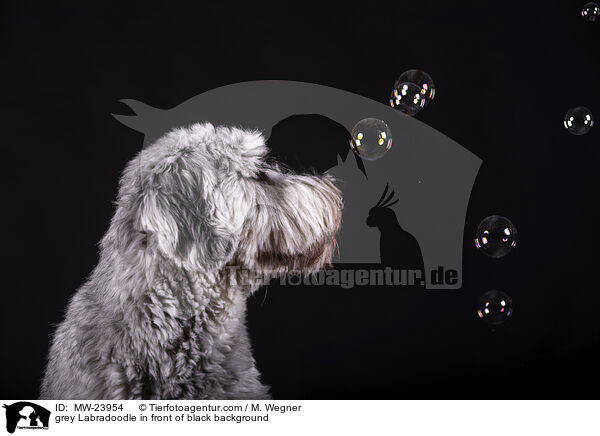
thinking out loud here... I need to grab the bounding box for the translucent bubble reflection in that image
[474,215,518,258]
[563,106,594,135]
[390,69,435,116]
[477,290,513,325]
[390,82,426,116]
[582,2,600,21]
[350,118,392,160]
[398,69,436,101]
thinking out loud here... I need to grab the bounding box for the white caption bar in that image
[1,400,598,435]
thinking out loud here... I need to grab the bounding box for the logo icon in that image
[3,402,50,434]
[113,80,482,288]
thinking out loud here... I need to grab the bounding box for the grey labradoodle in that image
[40,123,342,399]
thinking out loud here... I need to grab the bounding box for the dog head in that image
[110,122,342,276]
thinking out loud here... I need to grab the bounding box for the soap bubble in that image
[398,69,436,101]
[582,2,600,21]
[350,118,392,160]
[477,290,513,325]
[563,106,594,135]
[474,215,518,258]
[390,69,435,116]
[390,82,426,116]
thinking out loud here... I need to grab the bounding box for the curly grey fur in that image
[40,123,342,399]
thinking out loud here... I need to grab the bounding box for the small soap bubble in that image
[474,215,518,258]
[390,82,426,116]
[390,70,435,116]
[399,69,436,100]
[350,118,392,160]
[582,2,600,21]
[477,290,513,325]
[563,106,594,135]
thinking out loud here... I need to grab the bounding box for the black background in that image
[2,0,599,399]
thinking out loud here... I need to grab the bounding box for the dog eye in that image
[254,171,271,183]
[139,230,148,247]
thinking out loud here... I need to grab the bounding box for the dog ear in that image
[137,157,238,272]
